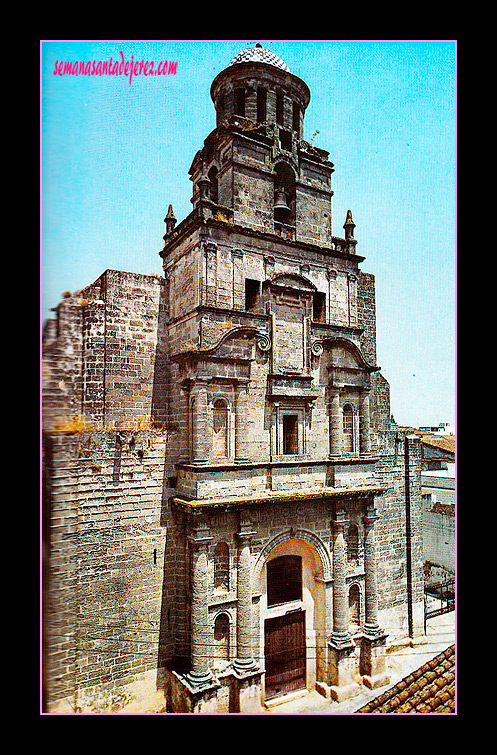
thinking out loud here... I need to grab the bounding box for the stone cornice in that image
[172,483,387,510]
[160,210,365,264]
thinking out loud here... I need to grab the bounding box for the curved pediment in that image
[264,272,317,292]
[317,336,379,373]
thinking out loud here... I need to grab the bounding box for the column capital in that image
[188,533,213,547]
[188,514,213,547]
[362,502,378,524]
[363,510,379,525]
[237,529,257,542]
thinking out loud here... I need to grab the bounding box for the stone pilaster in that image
[179,380,191,462]
[329,389,341,458]
[234,382,249,462]
[192,381,210,463]
[347,273,358,326]
[232,249,244,310]
[359,388,371,456]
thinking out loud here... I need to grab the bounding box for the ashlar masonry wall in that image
[42,429,174,713]
[42,270,168,432]
[372,432,425,638]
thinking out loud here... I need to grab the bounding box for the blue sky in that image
[41,40,456,428]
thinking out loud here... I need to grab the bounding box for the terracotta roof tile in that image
[356,645,455,714]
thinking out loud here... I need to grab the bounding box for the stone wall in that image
[373,432,425,638]
[42,429,172,713]
[42,271,168,431]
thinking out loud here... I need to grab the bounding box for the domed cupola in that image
[210,42,310,138]
[228,42,290,72]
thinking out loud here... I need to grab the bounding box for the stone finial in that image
[343,210,356,240]
[164,204,177,236]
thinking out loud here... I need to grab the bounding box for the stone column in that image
[192,381,209,463]
[363,506,381,635]
[331,512,350,643]
[234,513,258,674]
[359,388,371,456]
[329,390,342,458]
[360,502,390,690]
[234,382,249,462]
[327,507,360,702]
[186,519,214,686]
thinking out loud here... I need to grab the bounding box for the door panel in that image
[264,610,306,699]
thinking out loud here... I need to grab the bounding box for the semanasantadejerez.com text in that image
[53,52,178,84]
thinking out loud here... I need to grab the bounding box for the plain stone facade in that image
[42,44,425,714]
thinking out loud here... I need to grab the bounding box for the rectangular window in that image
[279,128,292,152]
[282,414,299,455]
[312,291,326,322]
[245,279,261,312]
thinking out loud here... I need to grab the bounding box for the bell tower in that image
[188,43,334,245]
[159,43,392,713]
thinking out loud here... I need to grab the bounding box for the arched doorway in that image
[257,536,327,701]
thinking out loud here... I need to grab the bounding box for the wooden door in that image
[264,610,306,699]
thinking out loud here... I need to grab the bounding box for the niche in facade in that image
[212,399,229,457]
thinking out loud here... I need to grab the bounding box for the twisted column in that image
[234,382,249,462]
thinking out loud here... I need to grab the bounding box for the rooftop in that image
[356,644,455,714]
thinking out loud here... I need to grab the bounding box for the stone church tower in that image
[42,44,424,714]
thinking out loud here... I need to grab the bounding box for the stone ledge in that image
[177,456,380,471]
[172,484,388,509]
